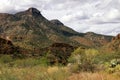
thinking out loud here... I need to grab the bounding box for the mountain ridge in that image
[0,7,113,49]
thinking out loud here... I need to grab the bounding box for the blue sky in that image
[0,0,120,35]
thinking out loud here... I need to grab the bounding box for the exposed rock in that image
[112,34,120,41]
[105,33,120,51]
[27,7,40,14]
[0,38,15,54]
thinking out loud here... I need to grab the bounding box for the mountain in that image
[0,7,113,50]
[106,34,120,52]
[70,32,112,48]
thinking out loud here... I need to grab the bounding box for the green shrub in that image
[12,57,49,68]
[0,55,13,64]
[37,57,49,66]
[94,51,120,65]
[68,48,98,72]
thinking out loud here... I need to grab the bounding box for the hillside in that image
[106,34,120,52]
[0,7,113,50]
[70,32,112,48]
[0,37,18,54]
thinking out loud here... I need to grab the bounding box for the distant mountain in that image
[70,32,112,48]
[0,7,113,50]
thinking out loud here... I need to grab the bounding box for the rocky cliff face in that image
[106,34,120,51]
[112,34,120,40]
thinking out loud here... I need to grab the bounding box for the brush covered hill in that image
[70,32,112,48]
[105,34,120,52]
[38,43,76,64]
[0,7,113,50]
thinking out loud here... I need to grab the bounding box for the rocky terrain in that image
[106,34,120,52]
[0,37,18,54]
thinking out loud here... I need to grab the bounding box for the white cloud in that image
[0,0,120,36]
[61,11,89,22]
[105,8,120,21]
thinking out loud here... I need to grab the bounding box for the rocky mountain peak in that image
[15,7,42,17]
[27,7,41,15]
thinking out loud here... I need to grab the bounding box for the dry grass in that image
[0,65,120,80]
[0,66,47,80]
[67,72,120,80]
[47,66,59,74]
[0,66,70,80]
[0,55,120,80]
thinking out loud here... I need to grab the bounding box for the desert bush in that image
[104,59,120,73]
[106,65,120,74]
[68,48,98,72]
[93,51,120,72]
[13,52,26,59]
[12,57,49,68]
[0,55,13,64]
[94,52,116,64]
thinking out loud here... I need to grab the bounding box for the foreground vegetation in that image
[0,48,120,80]
[0,64,120,80]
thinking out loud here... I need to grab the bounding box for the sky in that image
[0,0,120,36]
